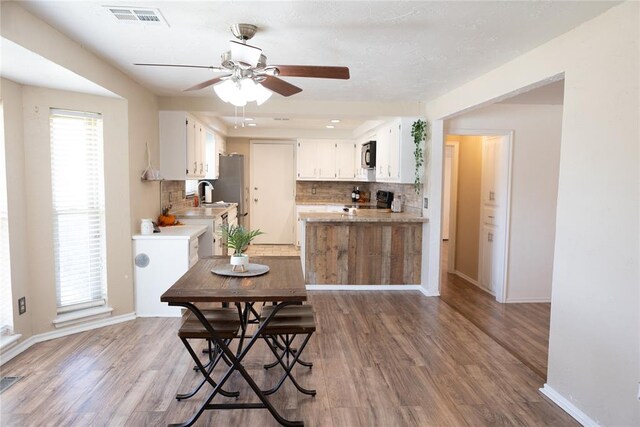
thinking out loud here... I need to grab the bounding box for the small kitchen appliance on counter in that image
[375,190,394,209]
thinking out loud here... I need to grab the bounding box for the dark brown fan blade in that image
[134,63,225,71]
[184,76,228,92]
[261,75,303,97]
[273,65,350,79]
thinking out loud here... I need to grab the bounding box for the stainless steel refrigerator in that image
[210,154,247,227]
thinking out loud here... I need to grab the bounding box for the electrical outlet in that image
[168,191,173,202]
[311,187,316,195]
[423,197,429,209]
[18,297,26,315]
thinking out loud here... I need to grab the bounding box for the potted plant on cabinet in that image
[219,225,264,272]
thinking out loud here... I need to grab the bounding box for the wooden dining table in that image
[161,256,307,427]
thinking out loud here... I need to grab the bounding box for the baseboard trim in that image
[0,312,136,366]
[506,297,552,303]
[454,270,497,296]
[453,270,480,286]
[539,384,598,426]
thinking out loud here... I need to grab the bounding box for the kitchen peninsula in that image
[299,210,427,285]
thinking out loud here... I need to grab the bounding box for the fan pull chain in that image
[234,105,238,129]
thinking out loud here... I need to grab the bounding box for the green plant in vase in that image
[219,225,264,272]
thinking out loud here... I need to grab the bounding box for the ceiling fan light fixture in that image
[230,40,262,68]
[213,78,271,107]
[255,83,273,106]
[213,79,236,103]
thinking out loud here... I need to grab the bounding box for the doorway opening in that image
[436,78,565,380]
[442,133,512,302]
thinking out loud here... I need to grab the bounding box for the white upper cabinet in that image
[373,117,419,184]
[375,123,392,180]
[295,117,420,183]
[296,140,318,179]
[296,139,356,181]
[159,111,210,180]
[204,130,218,180]
[316,142,336,179]
[335,140,356,179]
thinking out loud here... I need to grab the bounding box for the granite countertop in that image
[172,203,237,219]
[296,201,376,207]
[299,211,427,223]
[132,224,207,240]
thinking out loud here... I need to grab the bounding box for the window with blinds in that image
[0,102,14,336]
[185,179,197,196]
[50,109,107,313]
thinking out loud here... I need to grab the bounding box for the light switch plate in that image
[423,197,429,209]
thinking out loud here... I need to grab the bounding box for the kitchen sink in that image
[201,202,235,208]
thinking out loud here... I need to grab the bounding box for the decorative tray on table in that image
[211,263,270,277]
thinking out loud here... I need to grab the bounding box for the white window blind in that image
[50,109,107,312]
[185,179,197,196]
[0,101,13,336]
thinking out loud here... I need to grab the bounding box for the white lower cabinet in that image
[132,225,206,317]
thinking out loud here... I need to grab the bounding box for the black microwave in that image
[361,141,376,169]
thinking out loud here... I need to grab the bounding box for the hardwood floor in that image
[0,293,574,426]
[439,241,551,379]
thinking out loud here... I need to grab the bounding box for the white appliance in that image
[132,225,206,317]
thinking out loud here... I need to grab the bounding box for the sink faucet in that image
[197,180,214,203]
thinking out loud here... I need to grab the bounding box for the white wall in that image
[1,2,159,234]
[1,3,159,345]
[0,79,32,339]
[22,87,133,331]
[447,104,563,302]
[424,2,639,424]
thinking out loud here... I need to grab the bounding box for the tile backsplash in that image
[296,181,422,213]
[160,180,192,212]
[162,179,423,214]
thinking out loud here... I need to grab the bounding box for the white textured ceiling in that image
[18,1,617,104]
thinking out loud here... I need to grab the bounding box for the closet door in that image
[479,135,510,298]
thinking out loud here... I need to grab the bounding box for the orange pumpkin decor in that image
[158,207,177,226]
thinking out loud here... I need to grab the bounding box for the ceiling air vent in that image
[105,6,169,26]
[273,118,290,121]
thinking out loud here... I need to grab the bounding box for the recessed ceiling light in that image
[326,125,335,129]
[244,117,254,121]
[247,123,257,127]
[330,119,341,123]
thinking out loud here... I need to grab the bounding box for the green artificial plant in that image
[219,225,265,256]
[411,119,430,194]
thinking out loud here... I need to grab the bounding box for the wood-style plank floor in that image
[0,293,574,426]
[439,242,551,379]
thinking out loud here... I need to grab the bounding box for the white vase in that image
[230,253,249,272]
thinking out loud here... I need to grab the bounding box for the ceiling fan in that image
[134,23,350,105]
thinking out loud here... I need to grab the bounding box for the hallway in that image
[439,242,551,379]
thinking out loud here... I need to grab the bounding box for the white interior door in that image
[250,142,295,244]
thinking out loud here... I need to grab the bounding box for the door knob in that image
[254,198,258,202]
